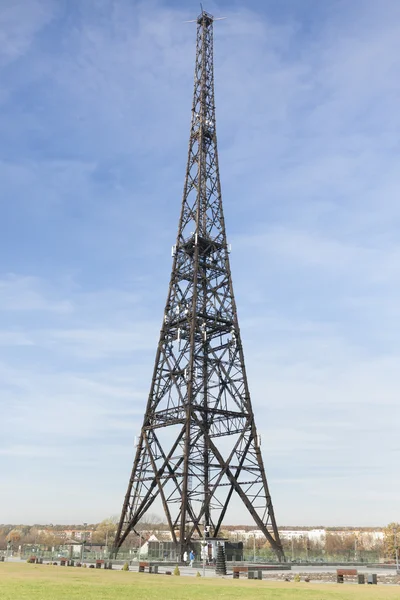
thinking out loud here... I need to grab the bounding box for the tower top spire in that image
[198,5,213,25]
[184,7,226,25]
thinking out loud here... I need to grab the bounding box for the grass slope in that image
[0,563,399,600]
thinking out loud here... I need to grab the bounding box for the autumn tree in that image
[92,517,119,546]
[0,527,11,549]
[383,522,400,560]
[6,529,22,545]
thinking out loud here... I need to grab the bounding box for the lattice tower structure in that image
[114,9,285,562]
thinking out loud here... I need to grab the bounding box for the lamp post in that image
[303,535,308,562]
[393,527,400,574]
[203,518,210,577]
[291,536,294,562]
[81,522,87,564]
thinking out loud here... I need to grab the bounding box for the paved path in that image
[4,557,396,578]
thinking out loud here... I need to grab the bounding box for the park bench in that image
[233,566,248,579]
[138,561,158,574]
[234,565,283,580]
[336,568,357,583]
[139,561,149,573]
[248,569,263,580]
[233,566,262,579]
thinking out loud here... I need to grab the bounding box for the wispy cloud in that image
[0,0,400,525]
[0,0,55,67]
[0,275,73,312]
[45,324,159,359]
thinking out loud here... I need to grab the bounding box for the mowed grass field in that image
[1,562,399,600]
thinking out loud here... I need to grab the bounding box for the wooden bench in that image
[337,569,357,583]
[138,561,158,574]
[248,569,262,580]
[234,565,281,580]
[233,566,248,579]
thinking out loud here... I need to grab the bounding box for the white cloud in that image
[1,0,400,525]
[0,331,34,346]
[0,444,62,458]
[44,324,158,359]
[0,0,55,67]
[0,275,73,313]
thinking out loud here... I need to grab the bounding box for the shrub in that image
[173,565,181,576]
[122,562,129,571]
[294,574,300,582]
[196,571,201,577]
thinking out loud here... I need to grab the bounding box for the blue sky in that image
[1,0,400,526]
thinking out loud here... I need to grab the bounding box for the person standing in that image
[183,550,188,565]
[189,550,195,567]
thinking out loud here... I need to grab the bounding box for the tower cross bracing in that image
[114,9,285,562]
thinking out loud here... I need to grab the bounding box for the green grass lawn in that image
[0,562,399,600]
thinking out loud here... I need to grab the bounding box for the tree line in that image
[1,519,399,562]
